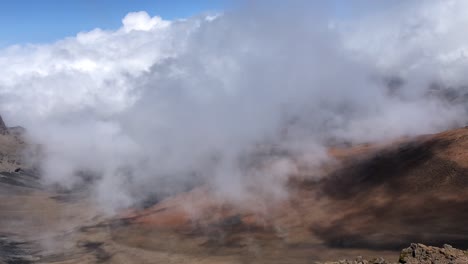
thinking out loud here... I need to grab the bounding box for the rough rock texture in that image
[399,244,468,264]
[318,244,468,264]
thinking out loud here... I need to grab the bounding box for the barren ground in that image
[2,127,468,263]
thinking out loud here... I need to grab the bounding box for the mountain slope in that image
[2,125,468,263]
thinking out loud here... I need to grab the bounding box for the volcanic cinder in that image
[1,111,468,263]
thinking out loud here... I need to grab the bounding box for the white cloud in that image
[343,0,468,86]
[122,11,170,32]
[0,11,195,118]
[0,3,467,210]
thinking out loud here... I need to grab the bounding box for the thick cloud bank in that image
[0,1,467,210]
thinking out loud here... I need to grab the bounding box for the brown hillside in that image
[2,127,468,263]
[115,127,468,262]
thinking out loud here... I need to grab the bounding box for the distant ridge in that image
[0,115,8,135]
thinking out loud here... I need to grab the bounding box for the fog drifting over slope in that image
[0,1,467,210]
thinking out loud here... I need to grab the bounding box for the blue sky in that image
[0,0,227,47]
[0,0,396,48]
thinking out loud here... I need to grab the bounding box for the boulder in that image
[315,244,468,264]
[399,243,468,264]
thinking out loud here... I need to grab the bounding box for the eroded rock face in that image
[317,244,468,264]
[399,243,468,264]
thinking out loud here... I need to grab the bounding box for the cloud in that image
[343,0,468,86]
[122,11,170,32]
[0,2,467,211]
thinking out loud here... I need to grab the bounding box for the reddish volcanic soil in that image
[106,127,468,263]
[2,127,468,263]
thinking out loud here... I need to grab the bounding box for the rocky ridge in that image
[318,244,468,264]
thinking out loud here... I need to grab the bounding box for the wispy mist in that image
[0,1,467,210]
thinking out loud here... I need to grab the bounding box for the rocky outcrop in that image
[399,243,468,264]
[0,115,8,135]
[0,115,26,171]
[317,244,468,264]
